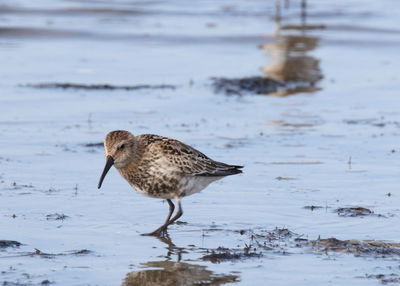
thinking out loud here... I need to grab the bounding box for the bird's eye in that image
[118,144,125,150]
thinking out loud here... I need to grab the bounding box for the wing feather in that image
[141,135,243,177]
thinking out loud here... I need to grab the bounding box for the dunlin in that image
[97,130,243,236]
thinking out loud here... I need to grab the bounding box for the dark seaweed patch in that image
[46,213,69,221]
[211,76,319,96]
[209,229,400,260]
[304,205,324,210]
[83,142,103,148]
[29,248,93,259]
[202,246,261,263]
[0,240,22,248]
[275,176,298,180]
[365,273,400,284]
[24,82,176,91]
[335,207,374,217]
[71,249,92,255]
[212,76,284,95]
[309,238,400,257]
[8,182,34,190]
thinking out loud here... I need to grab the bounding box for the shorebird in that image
[97,130,243,236]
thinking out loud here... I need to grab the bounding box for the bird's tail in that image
[197,163,244,177]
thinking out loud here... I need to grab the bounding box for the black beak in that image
[98,155,114,189]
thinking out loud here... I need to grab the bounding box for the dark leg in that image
[142,199,175,236]
[163,199,175,224]
[165,200,183,226]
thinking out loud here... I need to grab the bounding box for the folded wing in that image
[146,136,243,177]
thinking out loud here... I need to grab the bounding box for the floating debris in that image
[304,205,324,211]
[46,213,69,221]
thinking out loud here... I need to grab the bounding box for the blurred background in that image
[1,0,400,285]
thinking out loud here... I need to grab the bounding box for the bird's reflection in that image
[123,261,239,286]
[155,234,183,261]
[122,235,239,286]
[262,36,321,83]
[262,0,324,96]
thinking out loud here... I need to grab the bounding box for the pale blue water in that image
[1,0,400,285]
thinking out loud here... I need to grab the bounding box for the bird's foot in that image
[141,226,168,237]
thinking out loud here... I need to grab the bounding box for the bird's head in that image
[98,130,137,189]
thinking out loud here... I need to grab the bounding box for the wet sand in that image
[1,0,400,285]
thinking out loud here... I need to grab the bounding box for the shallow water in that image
[1,0,400,285]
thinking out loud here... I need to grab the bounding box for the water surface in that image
[1,0,400,285]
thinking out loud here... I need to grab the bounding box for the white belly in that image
[127,173,223,199]
[177,175,223,197]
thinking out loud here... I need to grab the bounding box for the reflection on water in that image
[262,0,323,96]
[123,261,239,286]
[155,235,183,261]
[262,35,321,83]
[122,235,239,286]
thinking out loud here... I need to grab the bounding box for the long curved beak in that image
[98,155,114,189]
